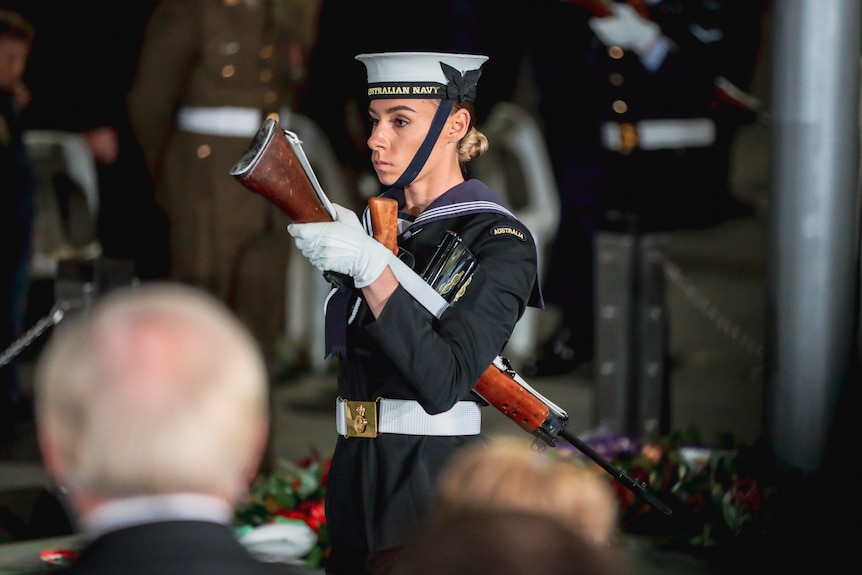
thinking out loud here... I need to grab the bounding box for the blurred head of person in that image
[34,282,271,518]
[355,51,490,195]
[0,8,33,101]
[431,434,621,546]
[391,507,630,575]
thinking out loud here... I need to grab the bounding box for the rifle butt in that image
[230,117,333,223]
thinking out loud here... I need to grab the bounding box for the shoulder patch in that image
[489,225,526,241]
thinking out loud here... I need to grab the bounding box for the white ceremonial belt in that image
[176,106,268,138]
[335,397,481,438]
[601,118,716,153]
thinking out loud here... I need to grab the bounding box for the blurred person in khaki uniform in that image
[128,0,319,371]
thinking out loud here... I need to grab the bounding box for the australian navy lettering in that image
[366,82,444,99]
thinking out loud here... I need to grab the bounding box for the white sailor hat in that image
[355,51,488,102]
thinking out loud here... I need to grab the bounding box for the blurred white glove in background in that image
[288,203,391,287]
[588,3,660,56]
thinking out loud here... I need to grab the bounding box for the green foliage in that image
[234,455,331,569]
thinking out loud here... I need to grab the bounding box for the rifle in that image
[230,118,672,515]
[366,196,671,515]
[366,196,569,443]
[230,119,570,444]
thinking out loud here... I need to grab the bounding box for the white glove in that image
[288,204,391,288]
[588,3,660,56]
[332,202,364,231]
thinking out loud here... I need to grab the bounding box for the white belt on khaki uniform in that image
[335,397,482,438]
[176,106,290,138]
[601,118,716,153]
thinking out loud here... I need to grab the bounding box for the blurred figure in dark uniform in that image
[11,0,170,282]
[128,0,319,371]
[0,6,34,447]
[522,0,769,377]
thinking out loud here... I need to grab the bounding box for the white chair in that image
[469,102,560,364]
[23,130,101,279]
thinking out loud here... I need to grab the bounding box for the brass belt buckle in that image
[342,398,380,438]
[619,122,638,155]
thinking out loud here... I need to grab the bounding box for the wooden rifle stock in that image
[368,197,399,255]
[229,117,334,223]
[366,198,564,443]
[474,362,554,437]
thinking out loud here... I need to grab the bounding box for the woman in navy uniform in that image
[287,52,543,574]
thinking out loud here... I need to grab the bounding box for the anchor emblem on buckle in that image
[354,404,368,434]
[342,399,379,437]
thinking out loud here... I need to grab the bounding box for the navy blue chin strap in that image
[325,100,454,358]
[391,98,455,189]
[325,61,483,357]
[391,61,482,188]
